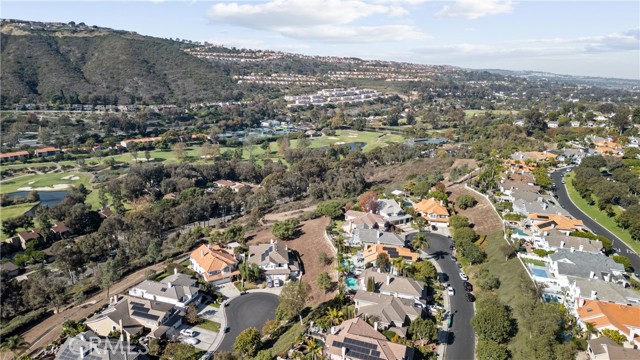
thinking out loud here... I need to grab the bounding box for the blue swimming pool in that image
[345,277,359,290]
[531,268,549,278]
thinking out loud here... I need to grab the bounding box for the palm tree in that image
[305,338,323,360]
[584,322,599,339]
[327,307,345,326]
[0,335,29,353]
[392,257,407,277]
[411,233,429,251]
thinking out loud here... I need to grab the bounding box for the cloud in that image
[436,0,514,19]
[413,29,640,58]
[206,0,425,43]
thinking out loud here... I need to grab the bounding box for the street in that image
[217,292,279,352]
[551,169,640,273]
[425,233,475,360]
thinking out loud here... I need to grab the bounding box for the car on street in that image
[443,312,453,327]
[459,272,468,281]
[180,329,196,337]
[449,244,455,250]
[181,337,200,345]
[450,255,457,262]
[447,285,455,296]
[466,293,476,302]
[463,281,473,292]
[438,272,448,283]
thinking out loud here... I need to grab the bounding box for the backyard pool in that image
[531,267,549,278]
[345,277,359,290]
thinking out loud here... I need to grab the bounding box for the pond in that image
[8,191,68,216]
[345,142,366,149]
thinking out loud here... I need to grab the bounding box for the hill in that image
[0,19,238,105]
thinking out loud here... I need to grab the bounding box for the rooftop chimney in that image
[579,298,585,307]
[167,282,173,288]
[374,321,379,331]
[119,319,124,341]
[79,346,87,359]
[579,245,584,252]
[570,247,575,253]
[342,346,347,360]
[174,267,178,275]
[386,275,391,285]
[560,241,565,249]
[270,239,274,244]
[591,290,597,299]
[590,271,595,279]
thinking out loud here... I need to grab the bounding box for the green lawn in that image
[0,202,39,240]
[464,109,519,118]
[197,319,221,332]
[291,130,406,152]
[522,258,546,267]
[564,172,639,253]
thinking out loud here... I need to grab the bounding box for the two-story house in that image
[128,271,200,308]
[248,239,300,283]
[377,199,412,226]
[413,198,450,234]
[359,268,426,304]
[548,249,626,288]
[190,244,239,285]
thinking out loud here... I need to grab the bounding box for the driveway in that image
[217,293,279,352]
[175,324,217,351]
[551,169,640,273]
[423,232,475,360]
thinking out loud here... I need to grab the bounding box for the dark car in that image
[438,272,449,283]
[463,282,473,292]
[466,293,476,302]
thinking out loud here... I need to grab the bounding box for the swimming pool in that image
[531,268,549,278]
[345,277,359,290]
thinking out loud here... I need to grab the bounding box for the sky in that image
[2,0,639,79]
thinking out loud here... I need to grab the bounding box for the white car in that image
[182,337,200,345]
[447,286,455,296]
[180,329,195,337]
[459,272,468,281]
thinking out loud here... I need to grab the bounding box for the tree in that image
[411,233,429,251]
[533,166,553,189]
[477,340,510,360]
[318,252,333,265]
[184,304,201,325]
[408,317,437,345]
[358,191,378,213]
[0,335,29,352]
[376,252,390,272]
[366,276,376,292]
[316,200,344,219]
[201,142,218,159]
[160,342,202,360]
[611,105,631,134]
[449,215,470,230]
[2,215,34,237]
[234,327,261,357]
[305,338,323,360]
[276,281,311,322]
[220,224,245,243]
[612,255,632,271]
[327,307,345,326]
[392,257,407,276]
[317,272,332,293]
[171,142,187,162]
[406,260,437,282]
[128,142,139,162]
[240,262,261,282]
[500,244,516,261]
[271,219,300,240]
[472,296,515,344]
[456,194,477,209]
[255,350,273,360]
[453,226,478,244]
[601,329,626,346]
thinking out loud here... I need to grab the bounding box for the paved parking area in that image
[217,282,241,299]
[175,324,217,351]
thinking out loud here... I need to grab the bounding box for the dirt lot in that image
[246,217,338,306]
[366,158,454,189]
[447,184,502,236]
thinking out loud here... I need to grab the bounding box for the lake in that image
[8,191,68,216]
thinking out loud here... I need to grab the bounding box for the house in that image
[527,213,586,235]
[119,137,161,148]
[577,299,640,346]
[342,210,388,235]
[190,244,239,284]
[324,318,414,360]
[99,207,114,219]
[0,262,21,277]
[568,277,640,309]
[128,271,200,308]
[15,230,42,249]
[51,221,71,239]
[511,190,568,216]
[353,291,421,337]
[627,137,639,148]
[570,121,581,128]
[587,337,640,360]
[510,151,557,162]
[377,199,412,225]
[34,147,61,157]
[55,330,148,360]
[359,268,425,302]
[363,244,419,267]
[0,150,29,163]
[351,228,405,247]
[413,198,449,233]
[247,239,299,282]
[499,173,540,195]
[85,295,181,340]
[213,179,256,193]
[533,229,603,254]
[547,121,559,128]
[549,249,626,287]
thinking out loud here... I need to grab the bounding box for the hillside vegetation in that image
[0,25,238,105]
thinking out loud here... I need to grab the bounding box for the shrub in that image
[456,194,477,209]
[533,249,554,257]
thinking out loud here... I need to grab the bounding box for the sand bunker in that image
[61,175,80,180]
[335,141,346,145]
[17,184,73,191]
[348,135,358,138]
[327,137,339,140]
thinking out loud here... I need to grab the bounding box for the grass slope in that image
[564,172,638,253]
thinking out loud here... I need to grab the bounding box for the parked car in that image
[463,281,473,292]
[182,337,200,345]
[449,255,457,262]
[180,329,195,337]
[438,272,448,283]
[459,272,468,281]
[274,279,283,287]
[466,292,476,302]
[447,286,455,296]
[266,280,273,288]
[443,312,453,327]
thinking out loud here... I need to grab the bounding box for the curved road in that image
[416,232,475,360]
[551,169,640,273]
[217,293,279,352]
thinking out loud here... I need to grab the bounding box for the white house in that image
[248,239,300,282]
[128,271,200,308]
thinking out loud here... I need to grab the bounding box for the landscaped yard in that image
[0,202,39,240]
[522,258,546,267]
[564,172,639,253]
[197,319,221,332]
